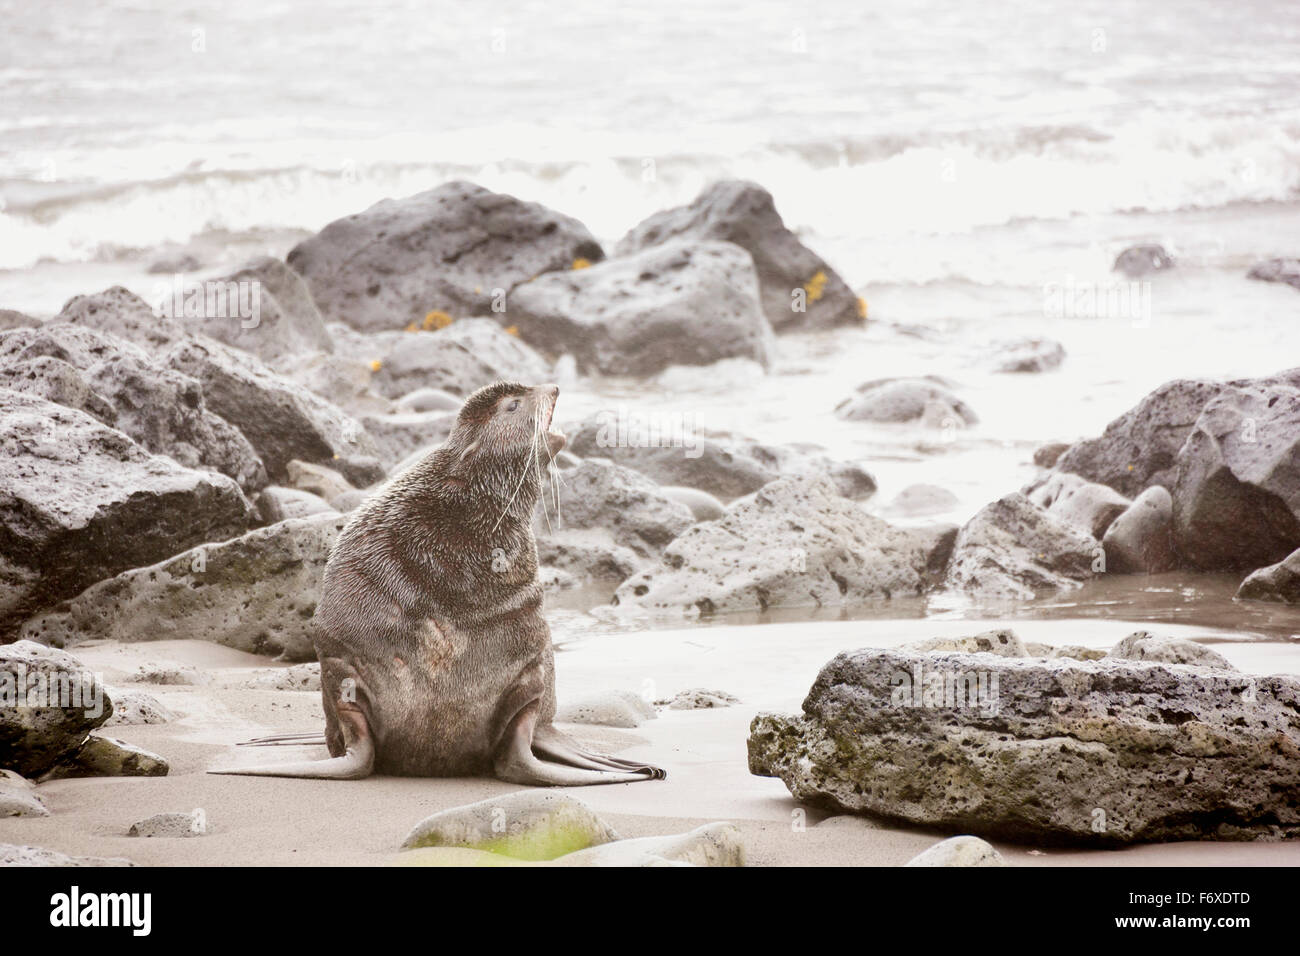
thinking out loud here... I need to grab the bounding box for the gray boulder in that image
[1171,381,1300,570]
[360,411,455,469]
[565,416,776,499]
[0,844,133,867]
[42,735,168,780]
[617,180,861,332]
[1106,631,1234,670]
[659,486,725,522]
[945,493,1098,600]
[1113,243,1174,277]
[287,181,603,332]
[1236,547,1300,604]
[19,512,346,661]
[0,391,254,633]
[748,648,1300,843]
[165,335,383,486]
[506,239,773,376]
[180,256,334,362]
[534,458,694,560]
[1247,257,1300,291]
[1055,378,1227,498]
[254,486,337,524]
[1024,471,1130,539]
[364,319,551,399]
[0,769,48,817]
[400,789,619,857]
[0,641,111,777]
[1102,486,1176,574]
[0,324,268,493]
[613,474,935,618]
[836,377,978,427]
[58,285,186,349]
[988,337,1064,373]
[905,836,1007,867]
[0,309,40,331]
[535,532,642,585]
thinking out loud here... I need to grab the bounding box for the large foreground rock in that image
[19,513,347,661]
[945,493,1098,600]
[0,324,267,493]
[1236,547,1300,605]
[506,239,773,376]
[1024,471,1130,540]
[748,648,1300,844]
[618,180,860,332]
[287,181,603,332]
[0,641,111,777]
[0,391,254,633]
[612,475,936,617]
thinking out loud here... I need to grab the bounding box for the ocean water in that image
[2,0,1299,635]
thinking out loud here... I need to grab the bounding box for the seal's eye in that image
[505,399,521,412]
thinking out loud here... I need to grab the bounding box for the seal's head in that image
[443,381,566,488]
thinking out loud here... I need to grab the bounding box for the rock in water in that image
[1247,257,1300,291]
[836,377,978,427]
[0,391,254,634]
[0,641,112,777]
[1113,244,1174,277]
[20,513,347,661]
[904,836,1007,867]
[748,648,1300,844]
[287,181,603,332]
[1171,381,1300,570]
[617,180,860,332]
[613,474,936,617]
[987,337,1064,374]
[1055,378,1227,497]
[944,493,1098,600]
[1236,547,1300,605]
[1024,472,1130,540]
[1102,486,1176,574]
[506,239,773,376]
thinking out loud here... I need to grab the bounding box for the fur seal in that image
[212,382,664,785]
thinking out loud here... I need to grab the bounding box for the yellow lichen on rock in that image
[504,325,520,337]
[572,258,592,270]
[422,309,453,331]
[804,270,828,302]
[369,359,383,372]
[857,297,868,319]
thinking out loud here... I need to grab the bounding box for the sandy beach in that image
[4,618,1295,867]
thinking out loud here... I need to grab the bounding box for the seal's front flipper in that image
[208,710,373,780]
[532,724,667,780]
[494,702,662,787]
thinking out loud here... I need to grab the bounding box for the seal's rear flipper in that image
[237,732,329,747]
[532,724,667,780]
[208,710,373,779]
[495,702,663,787]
